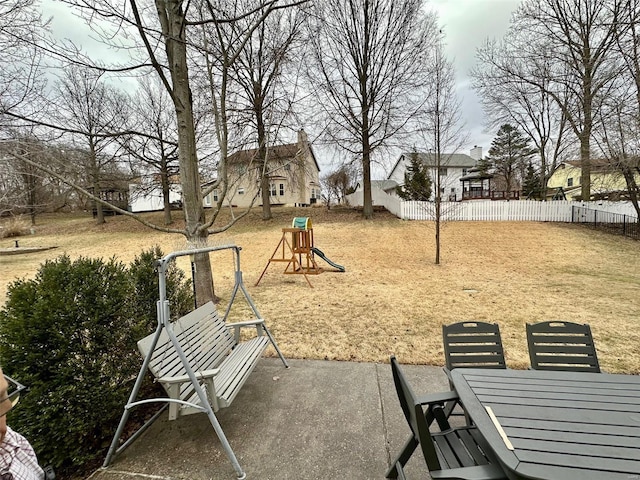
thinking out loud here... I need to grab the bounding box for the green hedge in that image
[0,247,192,476]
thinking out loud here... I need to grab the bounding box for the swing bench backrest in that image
[138,301,270,419]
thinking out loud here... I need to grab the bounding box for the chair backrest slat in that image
[526,321,600,373]
[442,321,506,370]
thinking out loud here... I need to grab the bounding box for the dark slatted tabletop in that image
[450,368,640,480]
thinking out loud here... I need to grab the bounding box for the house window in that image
[213,189,219,202]
[204,194,212,207]
[439,168,448,176]
[238,187,245,195]
[270,183,277,196]
[567,178,573,187]
[462,168,468,176]
[279,183,285,196]
[451,188,455,193]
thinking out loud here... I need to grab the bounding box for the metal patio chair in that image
[386,356,507,480]
[442,321,506,420]
[526,320,600,372]
[443,321,506,374]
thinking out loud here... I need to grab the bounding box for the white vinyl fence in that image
[345,189,638,222]
[401,200,575,221]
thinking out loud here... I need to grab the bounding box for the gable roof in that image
[388,152,476,179]
[373,179,398,191]
[552,159,618,176]
[228,143,297,163]
[412,152,476,167]
[227,141,320,172]
[356,179,398,191]
[460,166,493,181]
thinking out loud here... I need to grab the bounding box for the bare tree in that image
[0,136,46,221]
[594,90,640,216]
[417,37,467,265]
[479,0,627,200]
[0,136,82,220]
[321,163,357,207]
[309,0,438,219]
[123,76,180,225]
[224,0,307,220]
[1,0,305,306]
[0,0,47,119]
[9,138,47,224]
[592,0,640,217]
[53,66,129,224]
[473,39,571,197]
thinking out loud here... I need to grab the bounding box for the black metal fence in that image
[571,206,640,240]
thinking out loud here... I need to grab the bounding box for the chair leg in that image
[386,435,418,479]
[395,461,407,480]
[387,403,451,478]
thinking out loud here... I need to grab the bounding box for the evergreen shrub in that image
[0,247,193,476]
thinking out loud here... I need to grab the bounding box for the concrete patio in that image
[88,358,450,480]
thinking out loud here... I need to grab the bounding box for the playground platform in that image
[88,358,450,480]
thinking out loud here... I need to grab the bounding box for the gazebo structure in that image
[460,166,493,200]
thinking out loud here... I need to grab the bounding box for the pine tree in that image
[488,124,536,193]
[476,156,492,175]
[396,151,432,201]
[523,161,542,199]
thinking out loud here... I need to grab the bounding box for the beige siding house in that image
[547,160,639,200]
[205,129,320,208]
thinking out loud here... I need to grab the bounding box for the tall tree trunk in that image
[435,129,441,265]
[435,197,441,265]
[161,0,215,305]
[580,131,591,201]
[540,144,548,199]
[257,113,272,220]
[621,162,640,220]
[435,152,441,265]
[581,72,593,200]
[362,148,373,219]
[361,109,373,219]
[90,142,105,225]
[260,173,271,218]
[161,161,172,225]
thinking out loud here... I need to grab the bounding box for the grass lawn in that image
[1,206,639,373]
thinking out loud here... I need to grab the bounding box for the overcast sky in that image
[41,0,524,176]
[428,0,522,159]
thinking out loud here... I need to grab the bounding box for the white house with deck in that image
[388,147,482,202]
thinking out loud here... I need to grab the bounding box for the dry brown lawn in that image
[1,207,639,373]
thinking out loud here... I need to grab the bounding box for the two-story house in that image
[388,148,481,202]
[208,129,320,208]
[546,159,639,200]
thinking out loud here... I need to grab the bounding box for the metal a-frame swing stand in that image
[103,244,288,480]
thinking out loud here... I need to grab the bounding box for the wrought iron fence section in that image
[572,206,639,240]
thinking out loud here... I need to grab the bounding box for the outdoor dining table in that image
[450,368,640,480]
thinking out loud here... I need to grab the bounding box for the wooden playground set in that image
[255,217,345,287]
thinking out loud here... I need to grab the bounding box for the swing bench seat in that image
[138,301,271,420]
